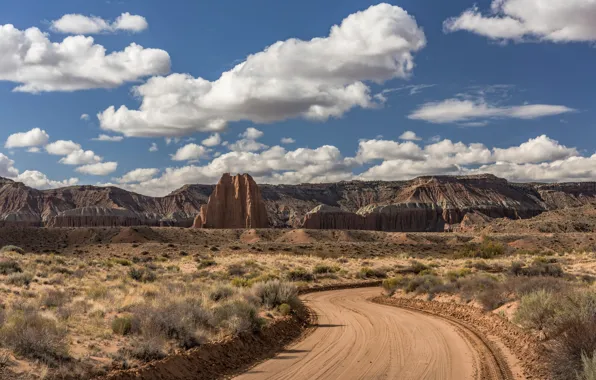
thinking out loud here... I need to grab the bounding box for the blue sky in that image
[0,0,595,196]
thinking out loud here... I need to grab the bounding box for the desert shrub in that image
[286,268,314,282]
[458,237,505,259]
[551,316,596,380]
[197,258,217,269]
[456,274,506,309]
[0,310,68,366]
[210,299,263,335]
[405,275,443,294]
[87,285,110,300]
[397,260,429,275]
[358,267,387,279]
[112,316,133,336]
[127,337,166,362]
[252,280,298,309]
[382,276,407,296]
[6,272,33,287]
[578,351,596,380]
[231,277,249,287]
[128,267,157,283]
[510,259,564,277]
[132,298,210,349]
[227,263,246,276]
[446,268,472,282]
[507,276,569,297]
[279,303,292,316]
[209,284,235,302]
[0,245,24,254]
[313,264,339,275]
[514,290,557,332]
[111,258,132,266]
[41,290,70,308]
[0,259,22,275]
[476,287,508,311]
[466,260,505,273]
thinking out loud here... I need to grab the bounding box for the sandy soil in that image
[235,288,504,380]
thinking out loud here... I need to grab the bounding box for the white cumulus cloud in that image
[115,168,159,184]
[75,162,118,176]
[98,3,426,137]
[444,0,596,43]
[281,137,296,144]
[149,143,158,152]
[399,131,422,141]
[5,128,50,148]
[171,144,209,161]
[50,12,148,34]
[201,133,221,147]
[45,140,82,156]
[0,24,170,93]
[59,149,102,165]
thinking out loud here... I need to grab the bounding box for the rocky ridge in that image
[0,174,594,231]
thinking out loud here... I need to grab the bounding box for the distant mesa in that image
[192,173,269,229]
[0,173,594,231]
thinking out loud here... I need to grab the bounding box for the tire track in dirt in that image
[234,288,512,380]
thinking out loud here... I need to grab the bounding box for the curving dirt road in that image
[235,288,511,380]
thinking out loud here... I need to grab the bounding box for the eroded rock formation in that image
[193,173,269,229]
[0,173,594,230]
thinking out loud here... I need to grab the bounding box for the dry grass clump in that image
[0,259,22,275]
[252,280,298,310]
[0,308,69,366]
[512,288,596,379]
[0,245,24,254]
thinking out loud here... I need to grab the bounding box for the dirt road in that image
[234,288,511,380]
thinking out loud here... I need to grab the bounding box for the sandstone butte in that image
[192,173,269,229]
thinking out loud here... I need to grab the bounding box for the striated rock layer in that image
[193,173,269,229]
[0,173,595,230]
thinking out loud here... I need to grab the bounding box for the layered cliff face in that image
[193,173,269,229]
[0,174,594,230]
[0,178,212,228]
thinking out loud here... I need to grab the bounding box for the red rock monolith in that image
[193,173,269,229]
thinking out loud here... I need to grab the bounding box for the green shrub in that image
[112,316,133,336]
[0,310,68,366]
[0,245,24,254]
[399,261,429,275]
[358,267,387,279]
[382,276,406,296]
[446,268,472,282]
[252,280,298,309]
[458,237,505,259]
[279,303,292,316]
[111,258,132,266]
[405,275,443,294]
[286,268,314,282]
[211,299,263,335]
[0,259,22,275]
[514,290,557,332]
